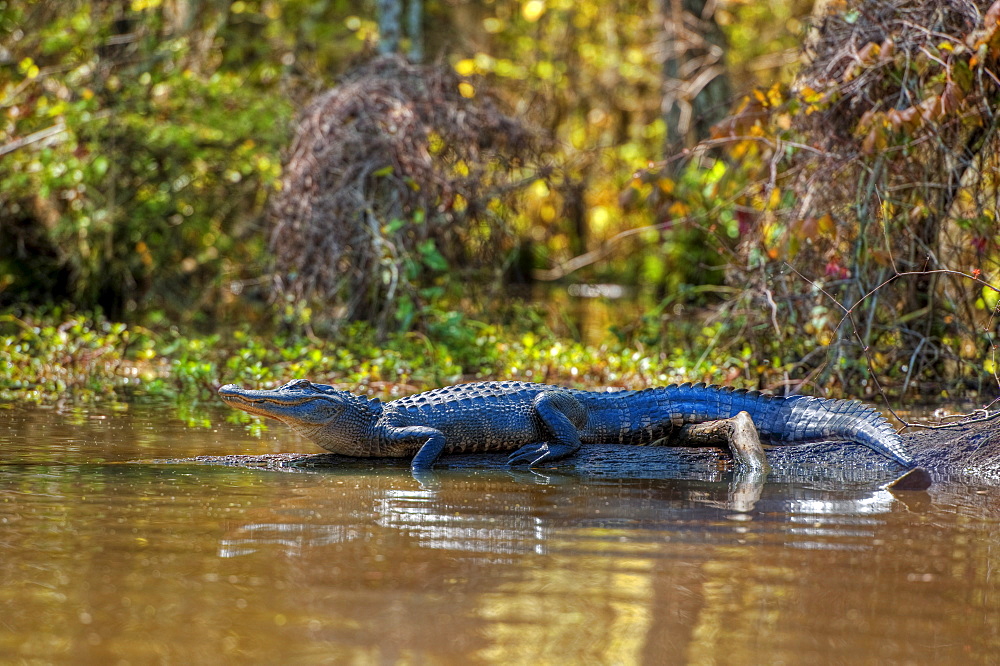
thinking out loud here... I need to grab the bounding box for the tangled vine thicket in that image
[728,0,1000,395]
[269,55,541,332]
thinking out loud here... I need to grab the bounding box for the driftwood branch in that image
[673,411,771,474]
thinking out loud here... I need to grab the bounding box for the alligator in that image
[218,380,912,471]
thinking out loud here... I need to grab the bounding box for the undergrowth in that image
[2,306,778,408]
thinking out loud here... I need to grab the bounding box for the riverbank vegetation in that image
[3,0,1000,410]
[1,305,771,406]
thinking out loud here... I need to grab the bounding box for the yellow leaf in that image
[428,131,444,154]
[767,187,781,210]
[454,59,476,76]
[984,284,1000,310]
[18,57,39,79]
[591,205,609,228]
[668,201,690,217]
[766,83,783,107]
[730,140,751,158]
[458,82,475,98]
[522,0,545,22]
[732,95,751,115]
[817,214,835,235]
[799,86,824,104]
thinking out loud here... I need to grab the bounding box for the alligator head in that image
[218,379,382,454]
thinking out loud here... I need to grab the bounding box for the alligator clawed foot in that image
[508,442,579,466]
[508,443,549,466]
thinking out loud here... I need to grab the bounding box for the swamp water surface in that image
[2,401,1000,664]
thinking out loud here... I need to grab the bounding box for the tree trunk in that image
[659,0,731,167]
[377,0,402,55]
[407,0,423,62]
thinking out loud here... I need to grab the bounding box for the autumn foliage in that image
[704,0,1000,394]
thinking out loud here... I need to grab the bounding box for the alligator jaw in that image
[218,384,329,421]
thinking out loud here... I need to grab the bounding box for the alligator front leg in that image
[383,426,448,470]
[508,391,585,466]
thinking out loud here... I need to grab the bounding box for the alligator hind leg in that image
[508,391,586,466]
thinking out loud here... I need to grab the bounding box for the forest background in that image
[3,0,1000,413]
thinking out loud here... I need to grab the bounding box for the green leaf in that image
[418,239,448,271]
[92,156,109,178]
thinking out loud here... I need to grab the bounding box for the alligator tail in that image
[660,383,911,466]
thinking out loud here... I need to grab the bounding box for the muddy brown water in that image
[2,401,1000,664]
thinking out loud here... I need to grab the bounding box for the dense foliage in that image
[3,0,999,404]
[0,1,303,318]
[706,0,1000,393]
[0,0,797,317]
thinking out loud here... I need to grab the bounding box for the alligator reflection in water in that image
[217,468,906,561]
[205,467,947,661]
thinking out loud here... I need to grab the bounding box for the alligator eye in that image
[286,379,312,389]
